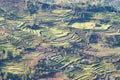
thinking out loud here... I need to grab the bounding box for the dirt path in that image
[105,32,120,36]
[39,72,69,80]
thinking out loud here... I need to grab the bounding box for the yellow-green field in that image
[72,22,95,29]
[1,2,120,80]
[22,29,41,36]
[0,43,21,57]
[52,9,71,14]
[50,28,68,37]
[2,62,28,74]
[71,22,111,30]
[0,17,5,21]
[94,24,111,30]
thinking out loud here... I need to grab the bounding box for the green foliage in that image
[27,1,39,16]
[0,0,120,80]
[7,50,13,59]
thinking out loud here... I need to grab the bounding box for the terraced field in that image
[0,0,120,80]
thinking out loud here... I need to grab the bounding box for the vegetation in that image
[0,0,120,80]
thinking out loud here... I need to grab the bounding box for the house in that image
[67,64,74,69]
[46,56,51,60]
[38,58,46,64]
[61,18,67,23]
[118,29,120,33]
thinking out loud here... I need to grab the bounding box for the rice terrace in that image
[0,0,120,80]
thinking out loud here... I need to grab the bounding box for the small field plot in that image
[12,31,39,47]
[71,22,111,30]
[0,43,21,57]
[0,17,6,26]
[6,20,23,28]
[0,17,5,21]
[41,30,56,40]
[93,12,120,22]
[1,61,28,75]
[50,28,68,37]
[41,27,69,40]
[93,24,111,30]
[71,22,95,29]
[52,9,71,14]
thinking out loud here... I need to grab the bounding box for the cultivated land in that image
[0,0,120,80]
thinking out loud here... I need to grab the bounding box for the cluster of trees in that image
[27,1,39,15]
[0,49,14,61]
[105,35,120,48]
[33,60,57,79]
[25,24,40,30]
[0,72,22,80]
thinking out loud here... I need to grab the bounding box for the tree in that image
[27,1,39,16]
[7,51,13,59]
